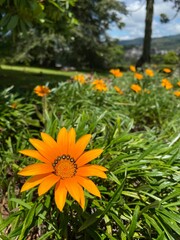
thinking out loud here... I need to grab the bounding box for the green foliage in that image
[163,51,179,64]
[0,0,77,36]
[0,67,180,239]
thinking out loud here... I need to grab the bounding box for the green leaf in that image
[10,198,32,209]
[128,205,140,239]
[38,230,55,240]
[78,209,103,232]
[18,204,36,240]
[7,15,19,30]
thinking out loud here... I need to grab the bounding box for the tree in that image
[2,0,127,69]
[0,0,77,36]
[136,0,154,67]
[67,0,127,69]
[136,0,180,68]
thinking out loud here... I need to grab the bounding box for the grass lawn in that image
[0,64,78,92]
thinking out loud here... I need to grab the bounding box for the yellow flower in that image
[177,81,180,87]
[114,86,123,95]
[163,68,171,73]
[18,127,107,211]
[73,75,86,84]
[109,69,123,78]
[131,84,142,93]
[174,91,180,97]
[129,65,136,72]
[134,72,143,81]
[161,79,173,89]
[145,69,154,77]
[92,79,108,91]
[34,85,50,97]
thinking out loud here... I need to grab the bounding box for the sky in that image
[108,0,180,40]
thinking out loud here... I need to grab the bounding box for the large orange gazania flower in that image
[18,128,107,211]
[34,85,50,97]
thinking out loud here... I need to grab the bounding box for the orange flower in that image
[134,72,143,81]
[131,84,142,93]
[177,81,180,87]
[109,69,123,78]
[163,68,171,73]
[174,91,180,97]
[18,127,107,211]
[129,65,136,72]
[161,78,173,89]
[92,79,108,91]
[114,86,123,94]
[73,75,86,84]
[34,85,50,97]
[145,69,154,77]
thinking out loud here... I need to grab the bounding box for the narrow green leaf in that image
[10,198,31,209]
[19,204,36,240]
[128,205,140,239]
[78,210,102,232]
[38,230,55,240]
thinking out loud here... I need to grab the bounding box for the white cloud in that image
[108,0,180,40]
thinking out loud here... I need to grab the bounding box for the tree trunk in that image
[136,0,154,68]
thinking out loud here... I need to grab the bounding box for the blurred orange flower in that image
[134,72,143,80]
[129,65,136,72]
[131,84,142,93]
[145,69,154,77]
[161,79,173,90]
[174,91,180,97]
[109,69,123,78]
[177,81,180,87]
[18,127,107,211]
[163,68,171,73]
[114,86,123,94]
[34,85,50,97]
[92,79,108,91]
[73,75,86,84]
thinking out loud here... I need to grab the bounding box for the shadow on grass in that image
[0,66,76,94]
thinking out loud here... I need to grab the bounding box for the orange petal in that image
[77,182,85,210]
[19,150,50,163]
[38,173,60,196]
[29,139,57,162]
[55,180,67,211]
[63,178,83,206]
[67,128,76,156]
[57,127,68,155]
[41,132,60,155]
[18,163,53,176]
[77,165,107,178]
[89,164,108,172]
[76,149,103,167]
[72,134,91,160]
[20,173,50,192]
[75,176,101,198]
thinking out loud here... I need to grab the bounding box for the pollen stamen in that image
[53,155,77,179]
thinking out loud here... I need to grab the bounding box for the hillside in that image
[119,34,180,51]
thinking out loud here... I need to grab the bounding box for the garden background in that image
[0,1,180,239]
